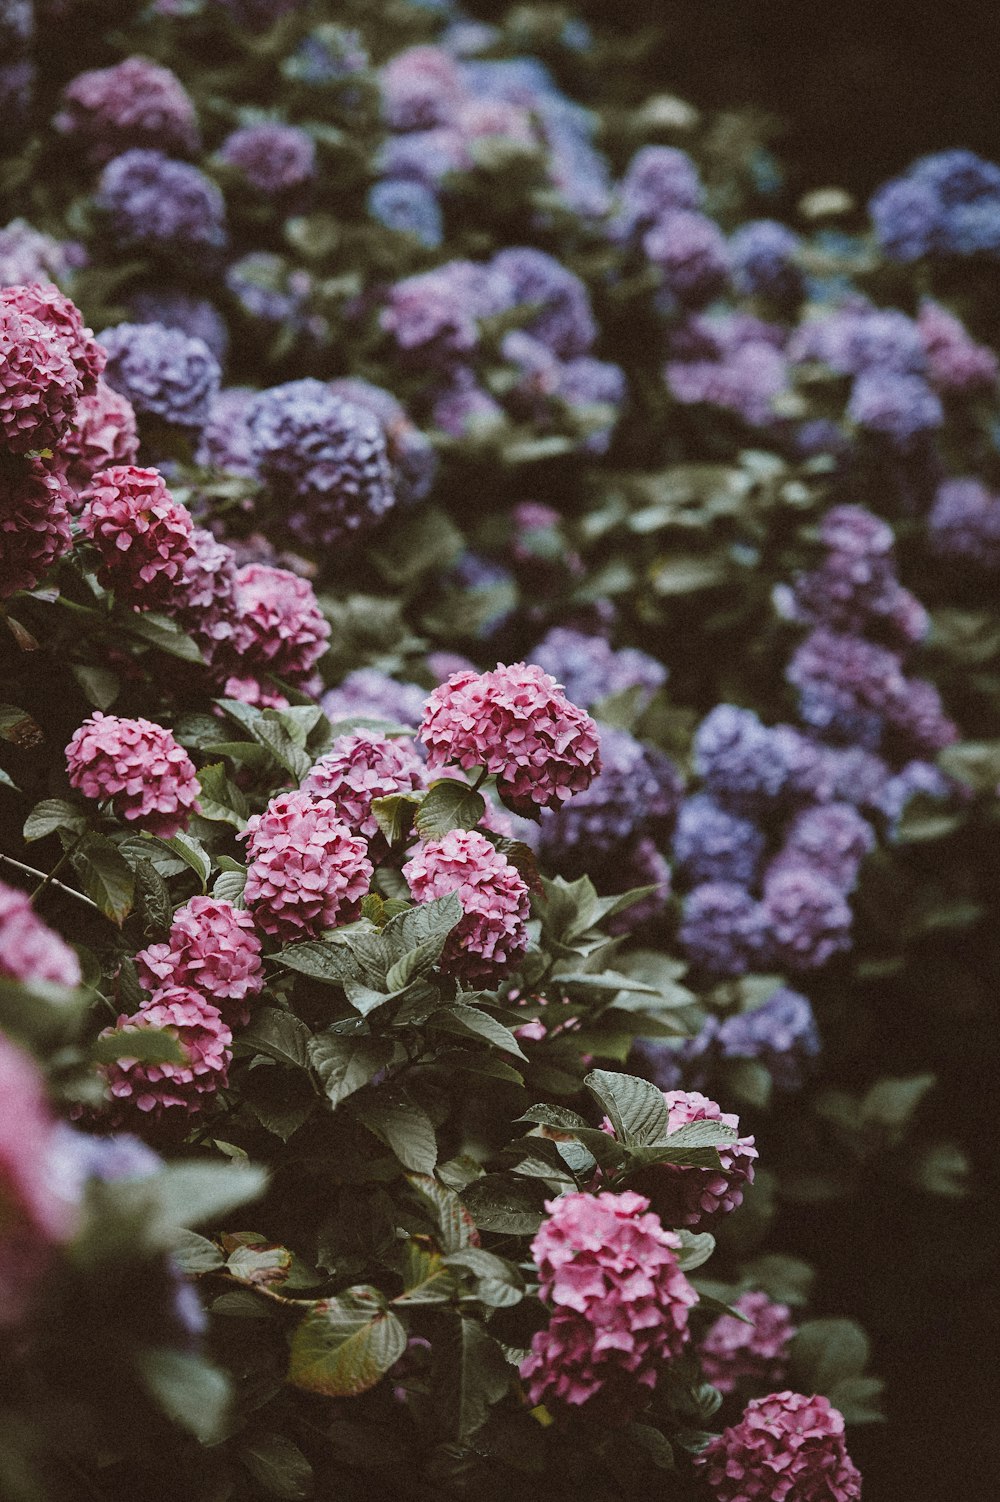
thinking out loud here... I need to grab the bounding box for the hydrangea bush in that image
[1,0,996,1497]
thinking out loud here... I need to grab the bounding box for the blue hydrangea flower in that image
[321,669,426,728]
[98,321,220,430]
[672,794,767,887]
[678,882,768,978]
[96,149,227,256]
[368,179,443,249]
[539,726,681,868]
[729,220,803,303]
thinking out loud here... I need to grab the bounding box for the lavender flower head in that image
[679,883,768,978]
[196,387,257,475]
[869,175,943,262]
[848,369,943,444]
[367,179,443,249]
[768,803,876,892]
[54,56,199,165]
[0,219,83,288]
[538,726,681,867]
[379,45,464,131]
[672,794,767,887]
[918,300,999,393]
[321,669,426,729]
[128,288,229,364]
[929,477,1000,569]
[96,150,227,257]
[645,211,730,308]
[491,247,596,359]
[762,865,853,971]
[877,759,955,832]
[729,220,804,303]
[716,988,822,1092]
[98,322,220,430]
[530,627,666,712]
[219,123,316,195]
[381,259,511,363]
[614,146,703,239]
[694,706,830,812]
[247,379,396,548]
[327,377,437,506]
[226,252,311,327]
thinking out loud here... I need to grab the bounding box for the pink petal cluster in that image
[918,299,999,394]
[135,896,263,1028]
[221,673,290,710]
[0,1034,78,1325]
[175,526,240,663]
[79,465,194,610]
[230,562,331,687]
[101,987,231,1116]
[65,712,200,838]
[0,877,81,987]
[519,1190,697,1416]
[419,662,601,815]
[240,789,373,941]
[0,282,105,395]
[0,459,72,597]
[695,1391,862,1501]
[54,55,199,164]
[0,305,83,454]
[403,828,530,984]
[638,1090,757,1228]
[302,730,426,842]
[55,380,139,499]
[700,1291,796,1395]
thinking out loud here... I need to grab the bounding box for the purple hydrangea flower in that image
[717,988,821,1091]
[869,176,943,261]
[769,803,876,891]
[54,56,199,165]
[195,387,257,475]
[98,322,220,430]
[694,706,831,811]
[381,259,510,362]
[0,219,83,288]
[128,288,229,364]
[321,669,426,728]
[929,477,1000,569]
[327,377,437,506]
[679,882,768,978]
[877,759,954,831]
[614,146,703,239]
[762,865,853,971]
[247,379,396,548]
[911,149,1000,205]
[219,122,316,195]
[431,371,504,436]
[645,211,730,308]
[730,220,803,303]
[226,252,311,326]
[848,370,943,444]
[368,179,443,248]
[539,726,681,868]
[672,794,767,887]
[554,356,626,452]
[530,626,666,712]
[96,149,227,256]
[491,247,596,359]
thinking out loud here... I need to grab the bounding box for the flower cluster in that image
[101,988,233,1117]
[633,1090,757,1227]
[0,461,72,598]
[65,713,200,838]
[700,1291,797,1395]
[520,1190,697,1416]
[302,730,426,843]
[403,829,530,984]
[0,877,81,987]
[79,465,194,608]
[54,55,199,163]
[98,321,220,431]
[135,897,263,1028]
[241,789,372,940]
[696,1391,862,1501]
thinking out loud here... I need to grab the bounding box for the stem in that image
[472,767,489,792]
[31,830,86,903]
[0,851,99,912]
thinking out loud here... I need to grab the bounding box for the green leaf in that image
[240,1433,314,1500]
[414,779,486,839]
[159,832,212,890]
[134,858,172,937]
[627,1424,675,1470]
[239,1008,312,1070]
[407,1174,478,1253]
[71,663,120,711]
[431,1313,511,1441]
[309,1031,395,1108]
[227,1241,295,1290]
[393,1241,456,1305]
[126,612,205,663]
[460,1174,547,1235]
[557,970,662,996]
[213,866,247,906]
[370,505,464,585]
[288,1288,407,1397]
[383,892,463,952]
[585,1068,670,1145]
[91,1028,185,1065]
[71,833,134,925]
[370,793,421,846]
[278,940,364,986]
[675,1230,716,1273]
[354,1091,438,1175]
[385,934,449,992]
[826,1374,886,1425]
[138,1350,230,1442]
[0,703,43,747]
[434,1004,527,1060]
[198,761,250,827]
[789,1319,871,1395]
[0,976,87,1052]
[117,834,188,877]
[23,798,87,843]
[171,1229,225,1275]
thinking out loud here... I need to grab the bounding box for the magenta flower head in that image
[0,459,72,598]
[519,1190,697,1417]
[302,730,426,843]
[54,56,199,164]
[402,829,530,985]
[700,1291,797,1396]
[419,662,601,816]
[0,877,81,987]
[379,45,464,130]
[0,1032,79,1325]
[219,123,316,195]
[0,305,83,454]
[696,1390,862,1501]
[241,789,373,941]
[636,1090,757,1228]
[230,562,330,688]
[55,380,139,497]
[174,527,239,664]
[79,464,194,609]
[135,897,263,1027]
[102,989,232,1117]
[66,712,200,838]
[0,282,104,395]
[644,211,730,307]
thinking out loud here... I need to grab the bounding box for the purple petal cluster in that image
[98,322,220,430]
[55,56,198,164]
[929,477,1000,570]
[538,726,679,867]
[700,1291,796,1395]
[696,1391,861,1501]
[96,150,227,257]
[530,626,666,712]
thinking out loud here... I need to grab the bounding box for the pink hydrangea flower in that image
[54,55,199,164]
[302,730,426,843]
[418,662,601,816]
[633,1090,757,1228]
[519,1190,697,1417]
[403,829,530,985]
[700,1291,796,1395]
[0,1033,79,1325]
[918,299,999,394]
[0,877,81,986]
[0,282,105,395]
[101,988,232,1116]
[695,1390,862,1501]
[174,527,239,664]
[220,673,289,710]
[79,465,194,610]
[379,45,464,130]
[240,789,373,941]
[230,562,331,687]
[0,306,83,453]
[55,380,139,500]
[135,896,263,1027]
[0,459,72,597]
[66,712,200,838]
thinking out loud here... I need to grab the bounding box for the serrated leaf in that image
[288,1288,407,1397]
[71,833,134,925]
[134,858,172,937]
[434,1004,527,1060]
[461,1174,546,1235]
[354,1091,438,1174]
[71,664,120,711]
[385,934,448,991]
[126,612,205,663]
[407,1174,478,1253]
[585,1068,670,1144]
[213,867,247,906]
[309,1031,394,1108]
[159,832,212,890]
[393,1241,456,1305]
[383,892,462,951]
[370,793,420,845]
[23,798,88,843]
[239,1008,312,1069]
[431,1312,511,1441]
[198,761,250,827]
[278,940,364,985]
[414,779,486,839]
